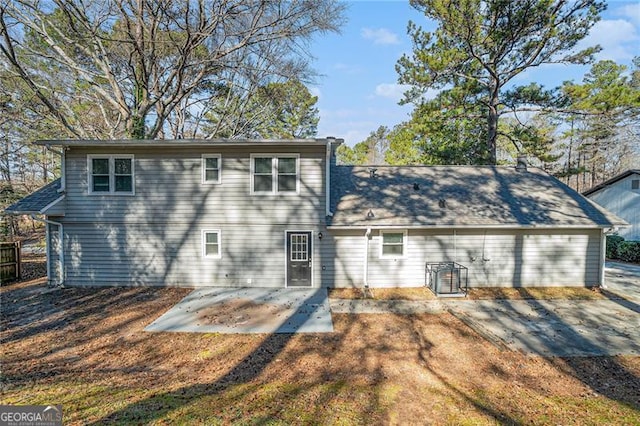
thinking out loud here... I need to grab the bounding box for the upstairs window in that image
[251,155,299,194]
[202,154,221,184]
[632,179,639,190]
[88,155,134,194]
[380,230,407,258]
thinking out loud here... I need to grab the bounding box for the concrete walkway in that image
[332,264,640,356]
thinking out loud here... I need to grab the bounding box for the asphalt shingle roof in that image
[329,166,627,228]
[4,179,63,215]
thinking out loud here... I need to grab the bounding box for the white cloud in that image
[374,83,410,101]
[578,19,639,61]
[373,83,440,103]
[615,3,640,26]
[361,27,400,45]
[308,86,322,99]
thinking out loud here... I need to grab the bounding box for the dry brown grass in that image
[329,286,610,301]
[2,264,638,424]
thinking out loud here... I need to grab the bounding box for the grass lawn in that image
[1,258,639,424]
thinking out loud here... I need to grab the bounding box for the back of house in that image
[5,138,627,290]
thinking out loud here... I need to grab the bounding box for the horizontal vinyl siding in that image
[63,146,325,225]
[588,174,640,241]
[327,229,601,288]
[62,223,325,287]
[48,224,61,286]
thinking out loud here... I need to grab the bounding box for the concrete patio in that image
[145,287,333,334]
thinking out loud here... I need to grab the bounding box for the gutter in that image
[327,224,620,230]
[363,228,371,288]
[30,214,64,286]
[599,227,619,289]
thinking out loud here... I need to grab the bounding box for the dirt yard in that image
[1,257,639,424]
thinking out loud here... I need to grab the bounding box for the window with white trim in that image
[88,155,134,194]
[251,155,299,194]
[202,230,221,258]
[202,154,221,184]
[380,230,407,258]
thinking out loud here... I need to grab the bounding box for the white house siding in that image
[61,222,325,287]
[327,228,602,288]
[58,145,327,287]
[47,222,62,286]
[587,173,640,241]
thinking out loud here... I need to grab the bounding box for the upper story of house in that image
[14,138,343,225]
[583,169,640,240]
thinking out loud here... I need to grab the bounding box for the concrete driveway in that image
[442,262,640,356]
[146,287,333,334]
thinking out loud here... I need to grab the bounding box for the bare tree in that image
[0,0,345,139]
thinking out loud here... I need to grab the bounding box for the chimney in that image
[516,155,528,172]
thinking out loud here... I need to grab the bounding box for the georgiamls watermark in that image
[0,405,62,426]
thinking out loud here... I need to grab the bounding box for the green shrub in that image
[617,241,640,263]
[606,235,625,259]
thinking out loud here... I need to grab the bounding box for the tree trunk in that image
[487,79,500,165]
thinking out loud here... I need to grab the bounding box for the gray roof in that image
[36,137,343,148]
[582,169,640,196]
[329,166,627,228]
[4,179,64,215]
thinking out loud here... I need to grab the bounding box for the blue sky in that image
[309,0,640,146]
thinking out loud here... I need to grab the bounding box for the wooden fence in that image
[0,241,21,284]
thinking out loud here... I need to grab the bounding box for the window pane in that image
[254,157,272,174]
[114,158,132,175]
[206,243,219,256]
[205,169,219,182]
[382,245,403,256]
[278,175,296,192]
[205,157,218,169]
[254,175,272,192]
[114,175,132,192]
[92,158,109,175]
[278,157,296,174]
[93,175,110,192]
[383,233,403,244]
[206,233,218,244]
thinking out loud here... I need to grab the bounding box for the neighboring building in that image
[5,139,627,289]
[583,170,640,241]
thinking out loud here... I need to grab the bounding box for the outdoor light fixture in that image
[318,232,323,240]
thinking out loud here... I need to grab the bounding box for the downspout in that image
[364,228,371,288]
[599,227,610,288]
[45,145,66,193]
[325,139,333,217]
[30,214,64,286]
